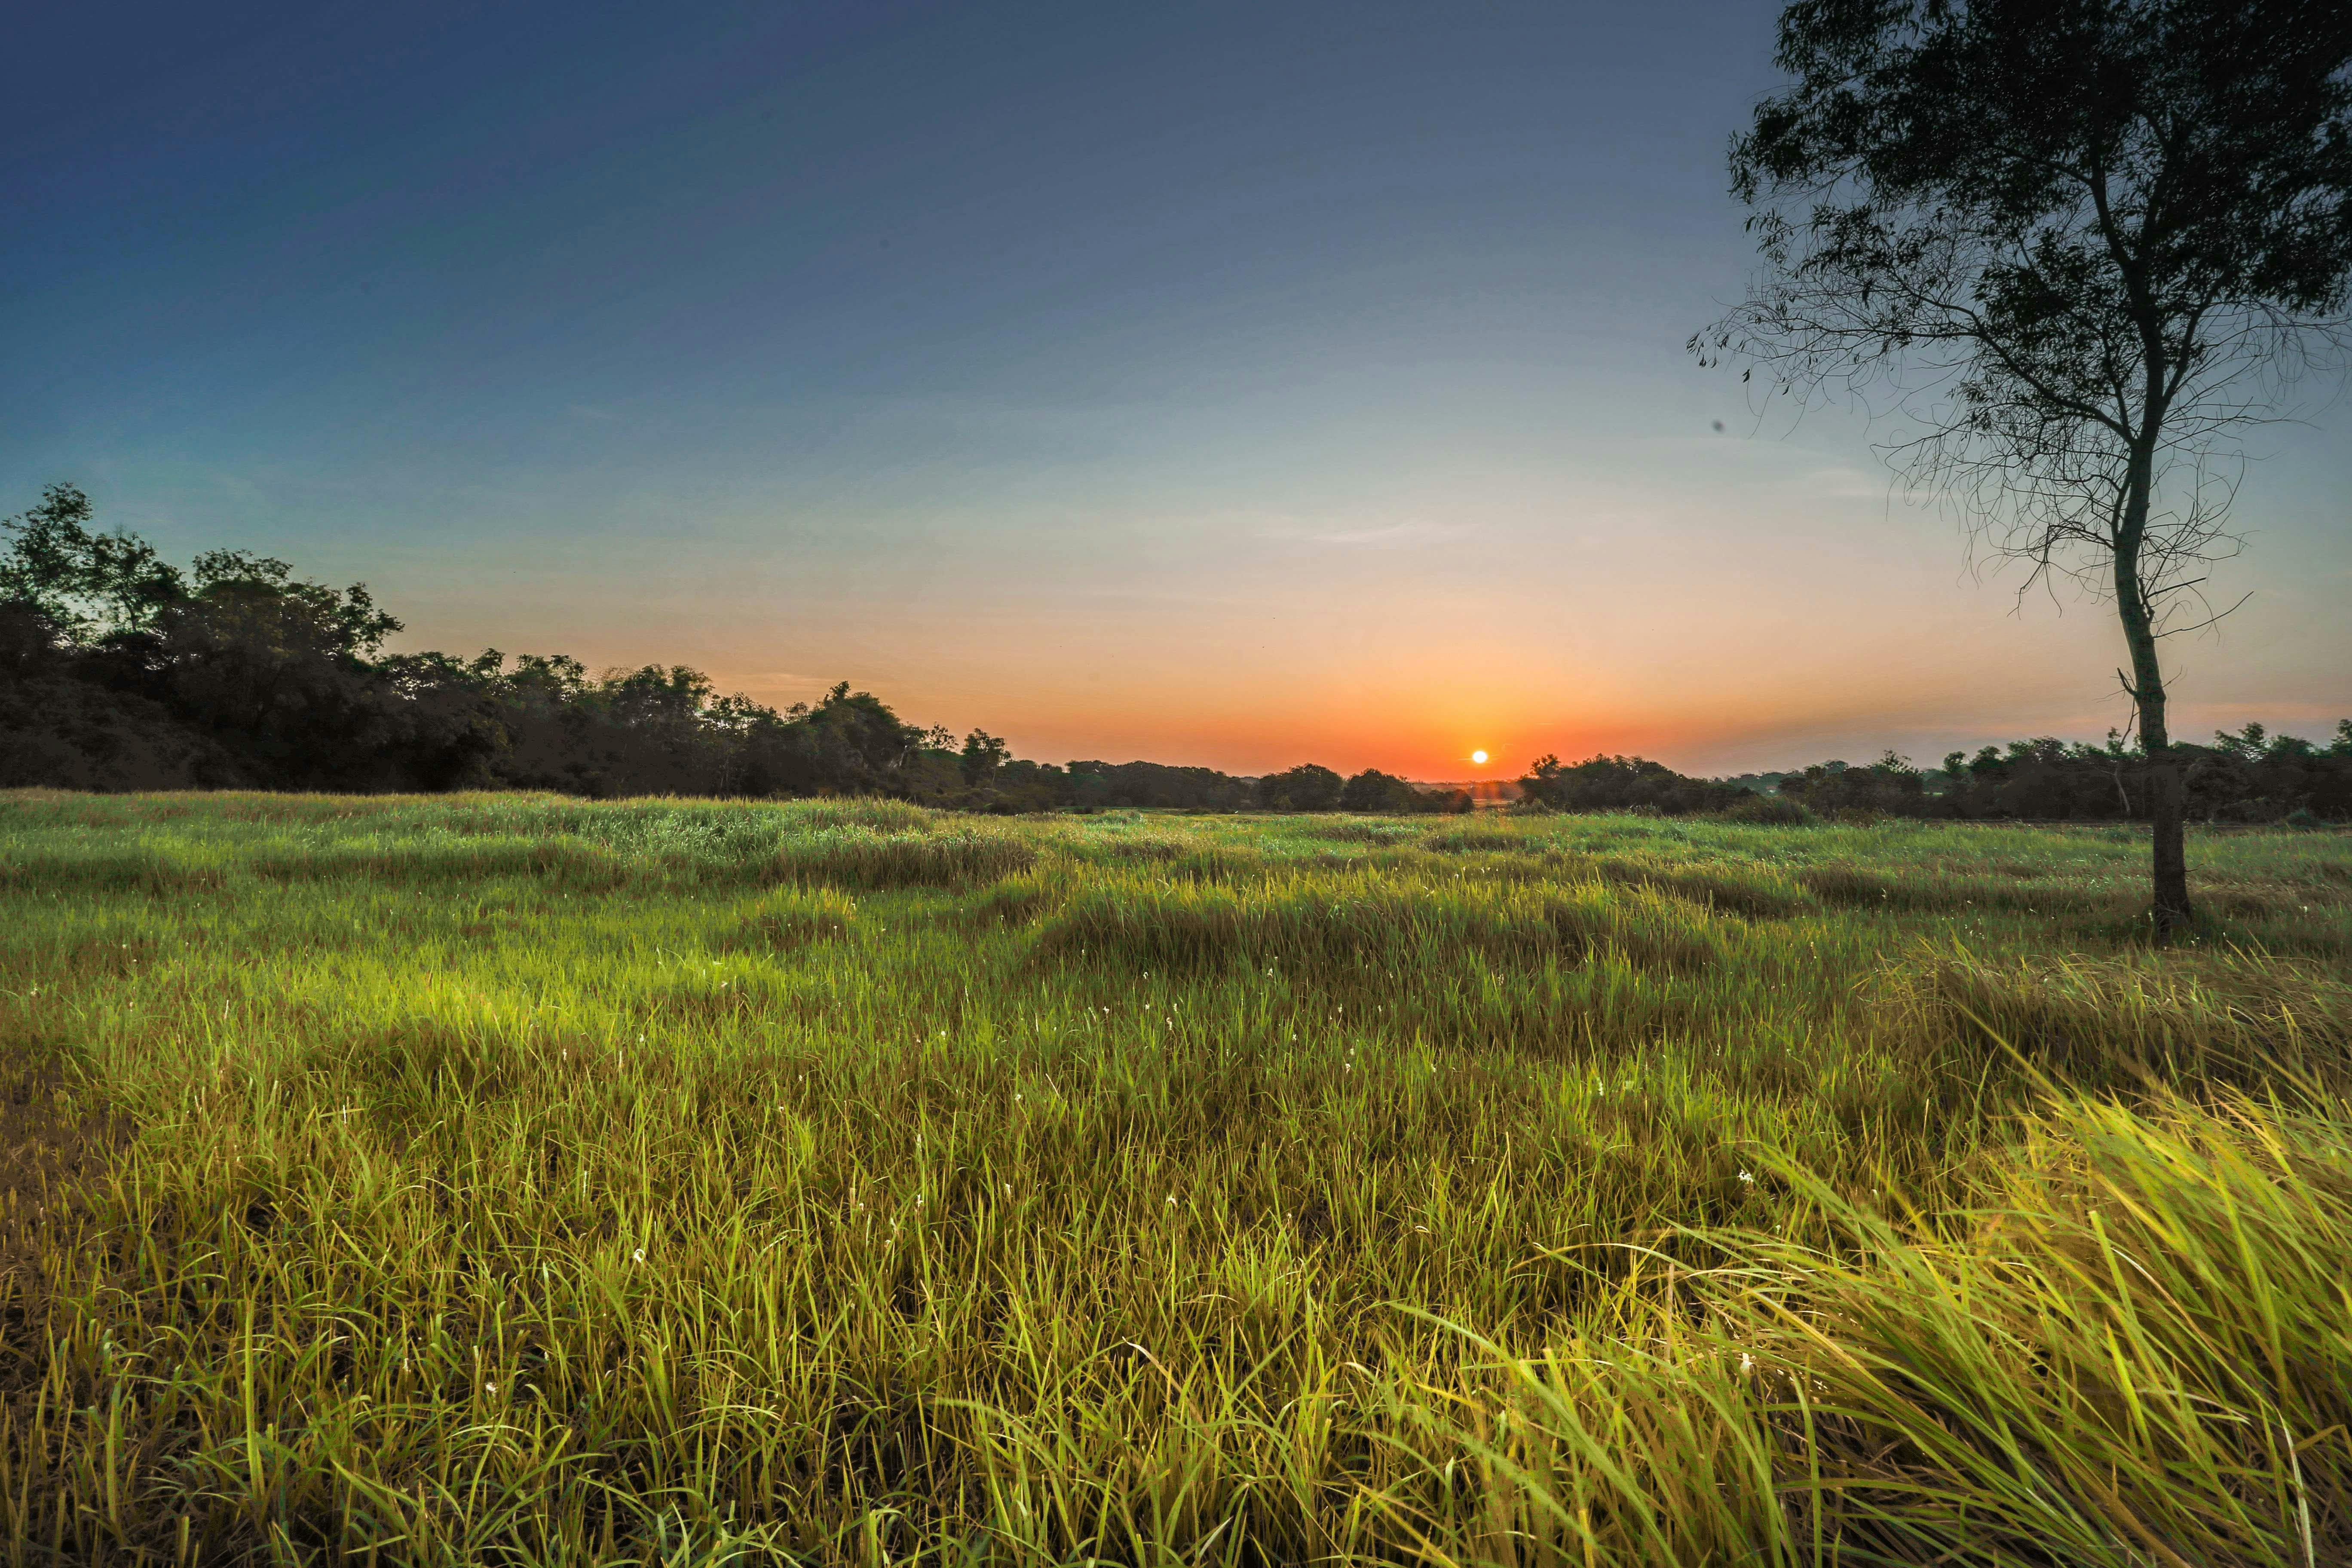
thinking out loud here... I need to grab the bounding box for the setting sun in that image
[1470,750,1488,766]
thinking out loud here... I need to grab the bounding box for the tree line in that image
[1523,729,2352,826]
[0,485,1479,812]
[8,484,2342,821]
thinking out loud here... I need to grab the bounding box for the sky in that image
[6,0,2348,780]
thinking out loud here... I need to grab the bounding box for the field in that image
[2,790,2350,1567]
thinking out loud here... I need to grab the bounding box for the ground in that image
[2,791,2348,1565]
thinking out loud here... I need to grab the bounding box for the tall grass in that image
[1379,1086,2352,1567]
[0,791,2346,1564]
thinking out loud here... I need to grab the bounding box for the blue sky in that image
[7,0,2347,776]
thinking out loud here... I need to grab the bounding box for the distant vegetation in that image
[2,484,1475,812]
[1526,731,2352,826]
[9,483,2345,822]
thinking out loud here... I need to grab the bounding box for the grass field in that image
[2,790,2349,1566]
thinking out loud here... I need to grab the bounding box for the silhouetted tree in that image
[1066,760,1256,810]
[1776,750,1929,818]
[136,554,410,787]
[1339,768,1421,812]
[1519,754,1752,815]
[986,757,1072,812]
[0,483,184,639]
[1256,763,1345,812]
[959,728,1010,787]
[1697,0,2352,938]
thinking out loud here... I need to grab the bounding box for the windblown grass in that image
[1032,869,1724,976]
[1378,1086,2352,1567]
[768,826,1038,889]
[0,792,2347,1565]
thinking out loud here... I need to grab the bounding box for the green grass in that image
[1,790,2348,1565]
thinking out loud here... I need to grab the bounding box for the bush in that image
[1519,753,1753,816]
[1717,793,1817,826]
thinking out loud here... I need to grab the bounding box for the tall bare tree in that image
[1696,0,2352,938]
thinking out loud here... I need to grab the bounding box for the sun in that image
[1470,750,1489,766]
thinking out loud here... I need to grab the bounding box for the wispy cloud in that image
[1266,519,1470,549]
[567,404,622,423]
[1075,586,1265,607]
[1802,465,1894,500]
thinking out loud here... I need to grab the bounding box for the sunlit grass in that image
[1,790,2347,1564]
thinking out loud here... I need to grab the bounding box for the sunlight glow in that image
[1470,750,1488,766]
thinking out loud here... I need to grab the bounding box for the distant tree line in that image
[1778,730,2352,825]
[10,485,2340,820]
[0,484,1480,812]
[1523,729,2352,826]
[1518,755,1759,818]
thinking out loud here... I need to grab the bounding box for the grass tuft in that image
[769,826,1038,888]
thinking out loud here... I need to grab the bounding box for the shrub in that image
[1718,794,1817,826]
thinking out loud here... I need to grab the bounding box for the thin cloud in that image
[1267,520,1470,548]
[1076,586,1264,607]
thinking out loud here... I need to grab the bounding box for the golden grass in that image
[0,792,2347,1565]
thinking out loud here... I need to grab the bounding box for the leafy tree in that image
[959,728,1011,787]
[1777,750,1929,817]
[371,649,513,790]
[1520,754,1752,815]
[0,483,185,639]
[1065,760,1256,810]
[137,564,410,786]
[188,549,403,656]
[1696,0,2352,937]
[1339,768,1421,812]
[986,756,1071,812]
[1256,763,1344,812]
[792,683,928,787]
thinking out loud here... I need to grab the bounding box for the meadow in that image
[1,790,2349,1566]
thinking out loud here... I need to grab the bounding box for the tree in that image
[1519,753,1752,816]
[1695,0,2352,938]
[140,560,410,786]
[1256,763,1345,812]
[1339,768,1421,812]
[959,728,1011,787]
[1,483,185,640]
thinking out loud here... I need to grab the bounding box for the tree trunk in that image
[2135,671,2193,941]
[2114,442,2193,942]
